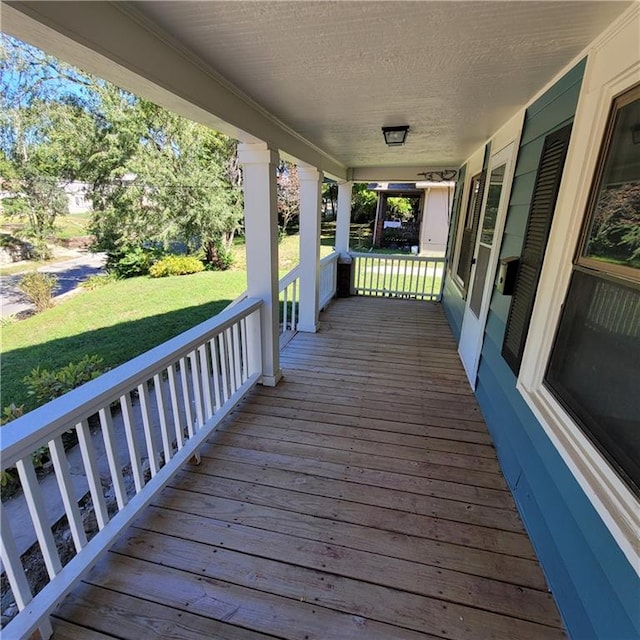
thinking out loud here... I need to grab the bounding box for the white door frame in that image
[459,140,518,387]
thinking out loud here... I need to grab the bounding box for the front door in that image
[459,142,515,387]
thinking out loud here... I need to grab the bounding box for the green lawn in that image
[0,225,345,412]
[1,270,246,410]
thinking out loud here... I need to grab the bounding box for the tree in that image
[1,34,244,269]
[386,196,414,221]
[277,160,300,234]
[89,98,243,269]
[0,36,98,252]
[351,183,377,223]
[322,181,337,219]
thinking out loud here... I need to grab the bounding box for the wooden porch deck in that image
[51,296,565,640]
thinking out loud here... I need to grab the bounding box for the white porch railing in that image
[319,252,338,310]
[0,298,263,640]
[278,265,300,336]
[350,252,445,301]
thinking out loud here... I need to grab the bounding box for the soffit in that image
[131,1,631,169]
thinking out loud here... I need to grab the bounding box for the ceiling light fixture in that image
[382,125,410,146]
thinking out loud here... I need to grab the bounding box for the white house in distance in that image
[62,181,91,214]
[368,180,453,255]
[0,2,638,639]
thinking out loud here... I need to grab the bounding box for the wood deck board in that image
[52,297,565,640]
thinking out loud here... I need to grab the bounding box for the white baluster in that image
[15,457,62,579]
[99,408,128,510]
[153,373,174,463]
[76,420,109,529]
[167,364,185,451]
[138,382,160,476]
[120,393,144,492]
[48,436,87,552]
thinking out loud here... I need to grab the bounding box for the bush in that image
[107,246,163,278]
[18,271,58,312]
[24,354,107,407]
[1,404,24,489]
[81,273,117,290]
[149,255,205,278]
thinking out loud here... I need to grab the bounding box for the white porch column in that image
[297,164,323,333]
[238,142,282,386]
[335,180,353,256]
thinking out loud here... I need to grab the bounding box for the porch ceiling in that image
[131,0,630,169]
[1,1,633,177]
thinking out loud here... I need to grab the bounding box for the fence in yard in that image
[0,298,263,640]
[349,252,446,301]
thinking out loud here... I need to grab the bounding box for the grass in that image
[0,221,391,413]
[1,270,246,410]
[53,213,91,240]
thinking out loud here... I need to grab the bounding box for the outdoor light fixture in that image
[382,125,409,146]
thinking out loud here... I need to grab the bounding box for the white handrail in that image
[1,297,263,639]
[349,252,446,301]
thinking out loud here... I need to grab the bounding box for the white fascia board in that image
[1,1,348,180]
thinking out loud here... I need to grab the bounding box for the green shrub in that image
[24,354,107,407]
[81,273,117,290]
[1,404,24,489]
[203,238,234,271]
[1,403,24,425]
[107,246,163,278]
[18,271,58,312]
[149,255,205,278]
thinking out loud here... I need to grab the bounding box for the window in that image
[455,172,485,294]
[545,85,640,497]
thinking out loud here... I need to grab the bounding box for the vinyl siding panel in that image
[442,276,464,341]
[477,335,640,639]
[442,56,639,639]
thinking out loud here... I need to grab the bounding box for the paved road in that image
[0,252,107,318]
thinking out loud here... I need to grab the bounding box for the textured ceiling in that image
[130,1,631,169]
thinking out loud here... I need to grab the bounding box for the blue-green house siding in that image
[442,57,640,639]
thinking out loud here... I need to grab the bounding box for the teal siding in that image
[442,278,465,341]
[442,56,640,639]
[477,334,640,639]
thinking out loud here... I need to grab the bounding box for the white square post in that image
[297,164,323,333]
[335,180,353,256]
[238,142,282,386]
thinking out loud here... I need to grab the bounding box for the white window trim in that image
[448,147,484,292]
[517,8,640,575]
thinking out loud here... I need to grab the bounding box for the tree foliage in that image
[277,160,300,233]
[1,36,97,245]
[351,183,377,223]
[1,34,243,269]
[588,183,640,268]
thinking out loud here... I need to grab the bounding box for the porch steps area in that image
[51,297,565,640]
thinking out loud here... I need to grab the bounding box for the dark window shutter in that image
[502,123,573,375]
[457,170,486,293]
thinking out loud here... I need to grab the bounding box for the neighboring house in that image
[1,3,638,639]
[62,181,92,214]
[368,181,453,255]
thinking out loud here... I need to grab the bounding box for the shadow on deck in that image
[51,296,565,640]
